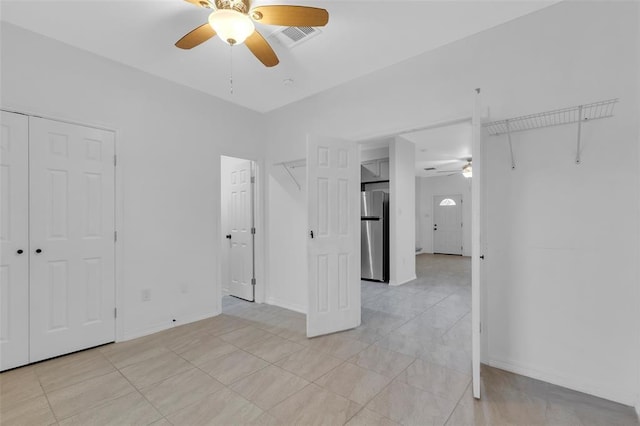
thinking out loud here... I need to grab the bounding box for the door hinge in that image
[251,227,256,235]
[250,176,255,184]
[251,278,256,286]
[479,322,482,333]
[114,155,117,167]
[114,307,117,318]
[114,230,118,242]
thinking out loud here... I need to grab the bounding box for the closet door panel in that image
[29,117,115,363]
[0,111,30,371]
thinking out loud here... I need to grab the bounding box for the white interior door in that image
[306,134,360,337]
[433,194,463,255]
[226,159,254,302]
[29,117,115,363]
[471,89,483,399]
[0,111,30,371]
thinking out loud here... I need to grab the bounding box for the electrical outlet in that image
[141,289,151,302]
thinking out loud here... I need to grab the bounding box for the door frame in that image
[218,154,265,307]
[432,193,463,255]
[0,106,123,342]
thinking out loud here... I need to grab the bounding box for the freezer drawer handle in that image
[361,216,380,221]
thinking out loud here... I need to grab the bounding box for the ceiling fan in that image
[175,0,329,67]
[432,158,473,178]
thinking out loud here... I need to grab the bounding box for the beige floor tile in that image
[0,366,43,408]
[419,343,471,375]
[47,371,134,420]
[204,314,251,336]
[274,348,343,382]
[230,365,309,410]
[140,367,224,416]
[349,345,415,378]
[307,334,370,360]
[315,362,391,406]
[166,388,263,425]
[366,380,457,426]
[345,408,400,426]
[173,334,237,366]
[396,358,470,401]
[99,339,170,369]
[119,351,192,389]
[247,411,281,425]
[148,418,173,426]
[58,391,162,426]
[243,334,305,363]
[162,327,211,353]
[218,326,276,349]
[0,394,56,426]
[374,333,435,358]
[269,383,361,426]
[35,349,115,392]
[199,349,269,385]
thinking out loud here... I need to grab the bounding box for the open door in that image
[306,134,361,337]
[471,89,483,398]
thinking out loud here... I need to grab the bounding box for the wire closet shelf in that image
[483,98,618,136]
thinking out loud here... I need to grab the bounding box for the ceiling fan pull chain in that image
[229,44,234,95]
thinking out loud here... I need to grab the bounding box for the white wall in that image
[0,23,265,340]
[389,137,416,285]
[263,1,639,406]
[416,174,471,256]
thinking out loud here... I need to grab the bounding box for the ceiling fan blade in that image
[175,23,216,49]
[245,31,279,67]
[250,5,329,27]
[184,0,213,8]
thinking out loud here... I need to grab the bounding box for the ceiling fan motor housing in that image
[215,0,250,13]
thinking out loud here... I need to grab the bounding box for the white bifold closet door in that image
[0,112,116,370]
[29,117,116,363]
[1,112,30,370]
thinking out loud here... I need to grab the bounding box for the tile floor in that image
[1,254,638,425]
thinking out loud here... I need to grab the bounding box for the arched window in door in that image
[439,198,457,206]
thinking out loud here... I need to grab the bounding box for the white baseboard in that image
[121,309,221,342]
[487,357,636,407]
[266,297,306,314]
[389,275,417,286]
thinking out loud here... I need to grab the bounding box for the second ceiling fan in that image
[175,0,329,67]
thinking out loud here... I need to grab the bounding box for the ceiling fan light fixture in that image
[208,9,254,45]
[462,163,472,178]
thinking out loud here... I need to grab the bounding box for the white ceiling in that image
[401,121,472,178]
[1,0,558,113]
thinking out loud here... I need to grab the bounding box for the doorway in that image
[433,194,463,255]
[220,156,256,302]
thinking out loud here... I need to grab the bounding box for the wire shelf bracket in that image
[483,98,618,167]
[276,158,306,191]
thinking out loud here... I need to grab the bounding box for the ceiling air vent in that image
[272,26,321,48]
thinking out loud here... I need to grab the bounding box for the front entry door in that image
[306,134,360,337]
[226,159,254,301]
[29,117,116,363]
[433,194,463,255]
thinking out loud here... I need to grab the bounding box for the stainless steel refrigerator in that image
[361,191,389,282]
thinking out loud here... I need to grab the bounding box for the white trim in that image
[388,275,417,286]
[122,310,220,342]
[488,357,637,407]
[266,297,306,315]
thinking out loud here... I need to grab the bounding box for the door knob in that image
[16,249,24,255]
[226,234,232,239]
[35,249,42,254]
